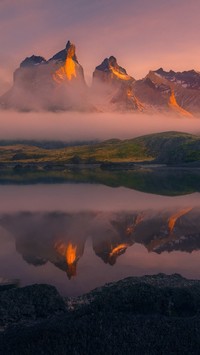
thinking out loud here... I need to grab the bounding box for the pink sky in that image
[0,0,200,91]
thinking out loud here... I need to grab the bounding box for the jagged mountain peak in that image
[66,40,72,48]
[94,56,134,82]
[96,56,126,73]
[1,40,200,114]
[145,70,169,83]
[92,56,144,112]
[51,40,84,84]
[20,55,47,68]
[153,67,200,90]
[155,67,199,76]
[49,40,78,63]
[155,68,176,76]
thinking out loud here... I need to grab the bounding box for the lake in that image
[1,182,200,296]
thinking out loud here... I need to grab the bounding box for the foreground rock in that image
[0,284,66,330]
[1,274,200,354]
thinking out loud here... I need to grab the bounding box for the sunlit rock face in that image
[154,68,200,114]
[134,69,200,116]
[93,56,134,84]
[133,71,192,116]
[0,41,88,111]
[50,41,85,84]
[168,90,193,117]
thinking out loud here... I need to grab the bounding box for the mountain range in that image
[1,40,200,115]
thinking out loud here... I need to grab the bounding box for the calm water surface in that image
[1,184,200,296]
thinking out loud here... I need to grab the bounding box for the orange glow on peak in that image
[110,65,132,81]
[168,207,192,233]
[65,57,77,80]
[168,90,193,117]
[53,57,77,83]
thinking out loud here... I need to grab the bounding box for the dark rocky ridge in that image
[155,68,200,90]
[0,284,66,330]
[20,55,47,67]
[1,274,200,354]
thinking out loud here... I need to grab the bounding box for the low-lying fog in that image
[0,111,200,142]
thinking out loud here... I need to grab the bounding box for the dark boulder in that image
[0,284,67,328]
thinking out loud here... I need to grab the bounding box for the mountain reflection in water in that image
[0,184,200,296]
[1,208,200,278]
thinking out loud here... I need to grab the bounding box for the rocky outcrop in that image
[1,274,200,354]
[0,284,67,329]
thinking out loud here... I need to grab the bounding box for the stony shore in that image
[1,273,200,354]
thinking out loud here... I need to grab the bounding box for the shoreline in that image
[0,164,199,197]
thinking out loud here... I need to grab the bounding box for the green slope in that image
[0,131,199,165]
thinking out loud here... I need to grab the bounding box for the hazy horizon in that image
[0,111,199,142]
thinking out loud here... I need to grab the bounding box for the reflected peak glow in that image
[168,208,192,233]
[109,243,129,257]
[66,243,78,265]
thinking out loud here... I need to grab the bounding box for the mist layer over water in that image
[0,111,200,141]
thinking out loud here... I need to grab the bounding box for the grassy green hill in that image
[134,131,200,164]
[0,131,199,165]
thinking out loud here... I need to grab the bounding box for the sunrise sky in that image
[0,0,200,91]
